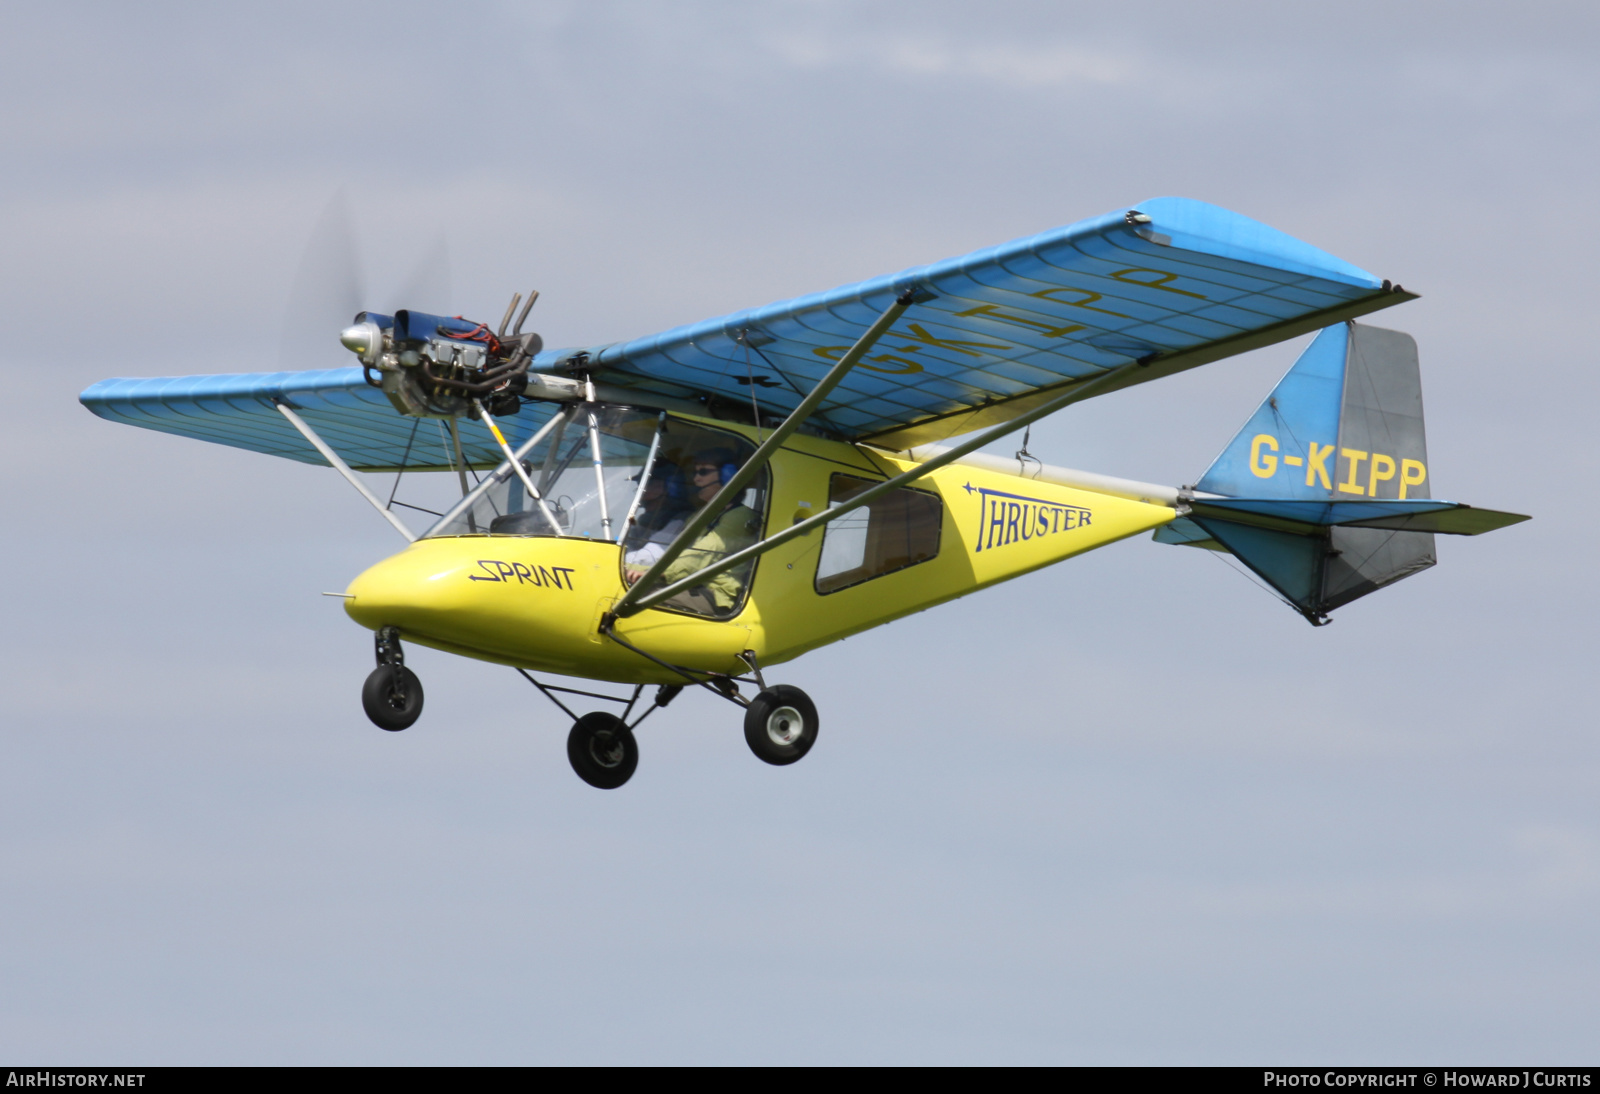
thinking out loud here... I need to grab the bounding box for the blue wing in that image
[80,368,560,471]
[80,196,1411,466]
[568,196,1412,447]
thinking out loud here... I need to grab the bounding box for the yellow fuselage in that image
[344,423,1175,683]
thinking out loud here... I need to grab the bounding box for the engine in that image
[339,292,544,419]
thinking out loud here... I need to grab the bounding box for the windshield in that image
[426,405,660,540]
[423,404,771,620]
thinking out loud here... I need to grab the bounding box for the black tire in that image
[362,664,424,731]
[566,712,639,789]
[743,685,818,766]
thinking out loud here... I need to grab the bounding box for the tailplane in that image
[1157,322,1527,624]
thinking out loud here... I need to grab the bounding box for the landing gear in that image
[743,685,818,766]
[363,626,423,731]
[515,649,818,787]
[566,711,639,789]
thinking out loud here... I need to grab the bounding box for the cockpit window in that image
[620,420,767,619]
[426,405,658,541]
[424,406,768,619]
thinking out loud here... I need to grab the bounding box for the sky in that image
[1,0,1596,1064]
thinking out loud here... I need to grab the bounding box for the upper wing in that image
[566,196,1414,448]
[81,196,1411,465]
[80,367,560,471]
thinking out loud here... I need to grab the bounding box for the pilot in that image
[627,448,762,614]
[622,459,689,580]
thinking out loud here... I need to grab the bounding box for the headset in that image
[690,448,742,490]
[662,470,688,503]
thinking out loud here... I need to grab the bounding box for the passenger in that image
[622,459,689,581]
[626,447,763,614]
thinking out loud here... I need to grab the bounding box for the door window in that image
[815,474,942,594]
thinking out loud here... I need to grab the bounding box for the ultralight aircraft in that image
[81,198,1527,788]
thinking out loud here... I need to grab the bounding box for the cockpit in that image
[424,404,769,619]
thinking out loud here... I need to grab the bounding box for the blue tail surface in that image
[1157,322,1525,624]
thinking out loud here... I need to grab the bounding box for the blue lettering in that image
[971,487,1094,552]
[511,562,533,584]
[469,560,502,582]
[986,500,1006,551]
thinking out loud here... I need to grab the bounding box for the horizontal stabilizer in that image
[1188,498,1529,536]
[1153,516,1225,551]
[1331,506,1530,535]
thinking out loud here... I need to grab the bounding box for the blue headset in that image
[647,460,687,503]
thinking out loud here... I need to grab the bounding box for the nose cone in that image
[344,543,472,638]
[339,320,383,365]
[342,538,622,669]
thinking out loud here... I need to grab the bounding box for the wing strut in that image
[613,357,1145,617]
[609,286,922,617]
[274,400,416,543]
[473,400,565,535]
[425,406,573,536]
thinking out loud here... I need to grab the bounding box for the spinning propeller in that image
[280,193,543,420]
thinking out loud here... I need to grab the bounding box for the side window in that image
[815,474,942,594]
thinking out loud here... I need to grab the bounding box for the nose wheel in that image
[362,626,424,731]
[567,712,639,789]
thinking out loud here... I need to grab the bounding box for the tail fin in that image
[1158,322,1527,624]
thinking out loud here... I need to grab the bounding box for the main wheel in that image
[567,712,639,789]
[362,663,423,731]
[743,685,818,766]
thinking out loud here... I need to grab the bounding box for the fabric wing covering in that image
[80,197,1414,469]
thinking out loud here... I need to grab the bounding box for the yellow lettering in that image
[954,303,1085,339]
[1249,434,1279,478]
[1368,453,1396,496]
[1399,458,1427,499]
[1028,287,1131,318]
[894,322,1011,358]
[859,353,924,374]
[1306,443,1334,490]
[1109,267,1206,299]
[815,345,928,374]
[1339,449,1370,495]
[1283,455,1304,467]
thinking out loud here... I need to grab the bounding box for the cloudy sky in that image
[2,0,1595,1063]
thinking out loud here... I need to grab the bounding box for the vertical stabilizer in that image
[1174,322,1437,622]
